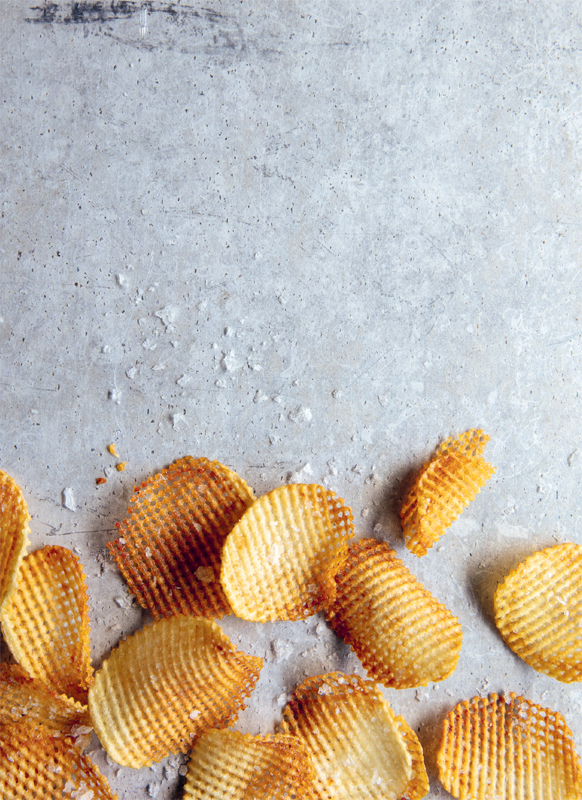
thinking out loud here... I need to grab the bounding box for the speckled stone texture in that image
[1,2,581,798]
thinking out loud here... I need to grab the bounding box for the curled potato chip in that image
[1,545,93,704]
[437,693,582,800]
[327,539,462,688]
[88,616,262,768]
[0,469,30,612]
[108,456,255,619]
[280,673,428,800]
[400,430,495,556]
[0,721,117,800]
[183,729,316,800]
[221,484,354,622]
[0,662,91,735]
[494,543,582,682]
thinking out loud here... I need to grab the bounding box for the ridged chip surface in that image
[494,543,582,682]
[437,693,582,800]
[0,663,91,735]
[1,545,93,704]
[183,729,316,800]
[0,469,30,612]
[108,456,255,619]
[400,430,495,556]
[280,673,428,800]
[327,539,462,688]
[221,484,354,621]
[88,616,263,768]
[0,721,117,800]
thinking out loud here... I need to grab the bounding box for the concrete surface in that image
[1,1,582,797]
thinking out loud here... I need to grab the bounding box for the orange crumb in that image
[116,462,127,472]
[96,477,107,485]
[108,444,118,457]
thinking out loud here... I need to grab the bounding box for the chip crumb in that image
[194,565,214,584]
[96,477,107,485]
[108,444,118,457]
[116,462,127,471]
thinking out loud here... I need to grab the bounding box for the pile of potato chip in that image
[1,429,581,800]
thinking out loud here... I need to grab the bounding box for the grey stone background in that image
[1,1,582,797]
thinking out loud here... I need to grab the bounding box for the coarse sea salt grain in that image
[62,487,76,511]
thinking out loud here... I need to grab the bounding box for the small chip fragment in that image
[88,616,262,768]
[0,662,91,734]
[494,542,582,682]
[1,545,93,704]
[400,429,495,556]
[327,539,462,688]
[116,461,127,471]
[0,468,30,612]
[0,721,117,800]
[437,693,582,800]
[96,477,107,485]
[108,443,118,456]
[280,673,428,800]
[108,456,255,619]
[183,729,316,800]
[221,484,354,622]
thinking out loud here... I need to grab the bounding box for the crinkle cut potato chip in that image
[1,545,93,704]
[0,721,117,800]
[88,616,262,769]
[280,673,428,800]
[108,456,255,620]
[0,663,91,734]
[400,429,495,556]
[437,693,582,800]
[0,469,30,612]
[494,543,582,682]
[183,729,316,800]
[327,539,462,688]
[221,484,354,622]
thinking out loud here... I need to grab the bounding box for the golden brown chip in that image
[1,545,93,704]
[0,469,30,613]
[183,729,316,800]
[494,543,582,682]
[280,673,428,800]
[0,721,117,799]
[437,693,582,800]
[400,430,495,556]
[107,456,255,619]
[0,663,91,735]
[221,484,354,622]
[327,539,462,688]
[88,616,262,769]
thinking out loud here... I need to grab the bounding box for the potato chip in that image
[0,469,30,613]
[1,545,93,704]
[107,456,255,619]
[88,615,262,768]
[494,542,582,682]
[327,539,462,688]
[280,673,428,800]
[0,663,91,735]
[0,721,117,799]
[183,729,316,800]
[221,484,354,622]
[400,430,495,556]
[437,693,582,800]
